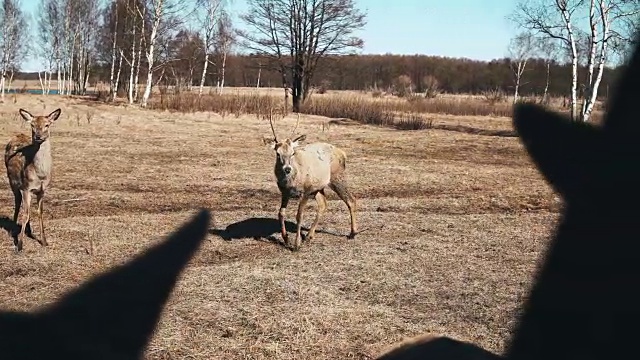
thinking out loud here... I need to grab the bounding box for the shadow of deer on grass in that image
[209,216,346,246]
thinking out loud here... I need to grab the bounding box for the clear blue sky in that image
[20,0,516,72]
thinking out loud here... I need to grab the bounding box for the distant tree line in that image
[16,53,623,99]
[3,0,635,115]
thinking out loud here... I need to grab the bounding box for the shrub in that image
[392,75,413,97]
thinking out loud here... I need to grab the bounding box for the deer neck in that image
[32,139,52,178]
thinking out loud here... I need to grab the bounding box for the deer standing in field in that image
[4,108,62,251]
[372,30,640,360]
[264,112,358,251]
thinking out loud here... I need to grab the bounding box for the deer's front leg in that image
[279,193,289,244]
[36,190,47,246]
[293,195,310,251]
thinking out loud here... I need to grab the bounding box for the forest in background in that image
[15,53,622,99]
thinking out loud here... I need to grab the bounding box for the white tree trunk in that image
[582,0,598,118]
[220,50,227,93]
[38,71,45,94]
[133,35,143,101]
[8,70,14,94]
[68,30,77,96]
[46,70,52,95]
[67,42,75,95]
[199,53,209,95]
[109,4,118,99]
[141,2,163,108]
[543,62,550,103]
[560,5,579,121]
[0,75,5,103]
[58,64,63,94]
[583,0,611,122]
[113,50,124,101]
[128,21,137,104]
[256,66,261,88]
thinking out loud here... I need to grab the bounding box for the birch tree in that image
[213,10,234,93]
[140,0,186,107]
[37,0,62,95]
[196,0,224,95]
[535,36,560,103]
[0,0,28,101]
[74,0,100,95]
[239,0,367,112]
[508,32,536,104]
[513,0,640,122]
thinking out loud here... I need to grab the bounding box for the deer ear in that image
[512,103,602,200]
[47,108,62,123]
[262,137,277,149]
[18,109,34,123]
[292,134,306,147]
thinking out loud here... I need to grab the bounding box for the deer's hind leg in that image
[11,188,33,238]
[10,188,22,249]
[11,188,21,227]
[16,190,33,251]
[329,178,358,239]
[305,190,327,241]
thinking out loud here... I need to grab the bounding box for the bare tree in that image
[535,36,560,103]
[213,10,234,93]
[508,32,536,104]
[0,0,28,101]
[36,0,62,95]
[239,0,367,112]
[73,0,101,95]
[165,29,203,91]
[513,0,640,121]
[196,0,224,95]
[139,0,187,107]
[108,0,119,99]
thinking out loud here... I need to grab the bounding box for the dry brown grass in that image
[147,90,604,130]
[0,94,560,359]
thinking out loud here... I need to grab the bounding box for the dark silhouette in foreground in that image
[375,31,640,360]
[0,209,210,360]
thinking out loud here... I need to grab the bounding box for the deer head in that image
[19,108,62,144]
[264,111,306,177]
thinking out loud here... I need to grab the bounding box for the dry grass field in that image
[0,93,561,359]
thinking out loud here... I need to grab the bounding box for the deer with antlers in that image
[4,108,62,251]
[264,111,358,251]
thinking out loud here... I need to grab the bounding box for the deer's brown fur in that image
[265,113,358,250]
[4,108,62,251]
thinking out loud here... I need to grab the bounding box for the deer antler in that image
[290,112,301,137]
[268,107,278,141]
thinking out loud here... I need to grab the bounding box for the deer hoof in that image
[347,231,357,240]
